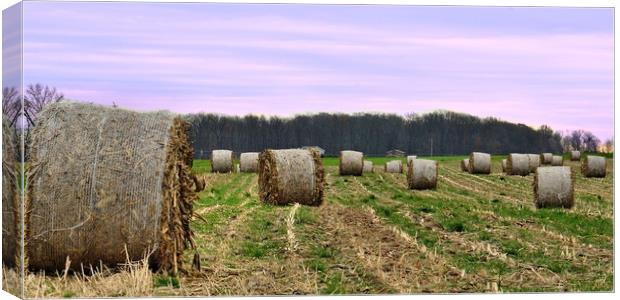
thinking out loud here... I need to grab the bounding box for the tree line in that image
[187,111,569,158]
[3,84,611,159]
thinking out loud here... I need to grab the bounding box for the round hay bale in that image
[406,159,438,190]
[533,166,574,209]
[2,117,18,268]
[460,158,470,172]
[551,155,563,166]
[581,155,606,178]
[540,153,553,165]
[501,159,507,173]
[362,160,374,173]
[570,150,581,161]
[239,152,259,173]
[339,150,363,176]
[406,155,417,166]
[527,154,541,173]
[26,102,196,272]
[468,152,491,174]
[211,150,233,173]
[384,160,403,173]
[258,149,324,206]
[506,154,530,176]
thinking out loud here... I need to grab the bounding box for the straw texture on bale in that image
[239,152,259,173]
[26,102,196,272]
[540,153,553,165]
[551,155,563,166]
[211,150,233,173]
[2,117,18,267]
[339,150,363,176]
[528,154,541,173]
[258,149,324,206]
[362,160,374,173]
[384,160,403,173]
[581,155,606,178]
[468,152,491,174]
[460,158,470,172]
[533,166,574,209]
[406,159,438,190]
[501,159,507,173]
[406,155,417,166]
[506,154,530,176]
[570,150,581,161]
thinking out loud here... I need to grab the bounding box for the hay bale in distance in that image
[534,166,574,209]
[339,150,364,176]
[460,158,470,172]
[469,152,491,174]
[501,159,507,173]
[506,153,530,176]
[551,155,563,166]
[2,117,18,267]
[407,159,438,190]
[239,152,259,173]
[528,154,541,173]
[406,155,417,166]
[258,149,324,206]
[540,153,553,165]
[570,150,581,161]
[384,160,403,173]
[362,160,374,173]
[581,155,606,178]
[26,102,196,272]
[211,150,233,173]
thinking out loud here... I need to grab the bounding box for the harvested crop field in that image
[3,156,613,297]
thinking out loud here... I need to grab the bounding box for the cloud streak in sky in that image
[15,2,614,140]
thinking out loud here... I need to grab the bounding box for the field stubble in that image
[3,156,613,297]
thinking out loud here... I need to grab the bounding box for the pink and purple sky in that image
[5,1,615,140]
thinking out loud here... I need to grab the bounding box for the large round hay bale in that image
[570,150,581,161]
[501,159,507,173]
[2,117,18,267]
[339,150,363,176]
[258,149,324,206]
[527,154,541,173]
[211,149,233,173]
[460,158,470,172]
[406,155,417,166]
[506,154,529,176]
[406,159,438,190]
[468,152,491,174]
[540,153,553,165]
[581,155,606,178]
[551,155,563,166]
[239,152,259,173]
[384,160,403,173]
[362,160,374,173]
[534,166,574,209]
[26,102,196,272]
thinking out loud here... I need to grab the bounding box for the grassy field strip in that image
[326,176,480,293]
[441,163,613,219]
[440,167,530,206]
[334,175,497,292]
[358,171,611,291]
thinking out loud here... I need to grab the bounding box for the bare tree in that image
[582,131,600,152]
[570,130,584,151]
[603,138,614,153]
[24,83,64,126]
[2,86,21,126]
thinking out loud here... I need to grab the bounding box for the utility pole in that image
[430,136,434,157]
